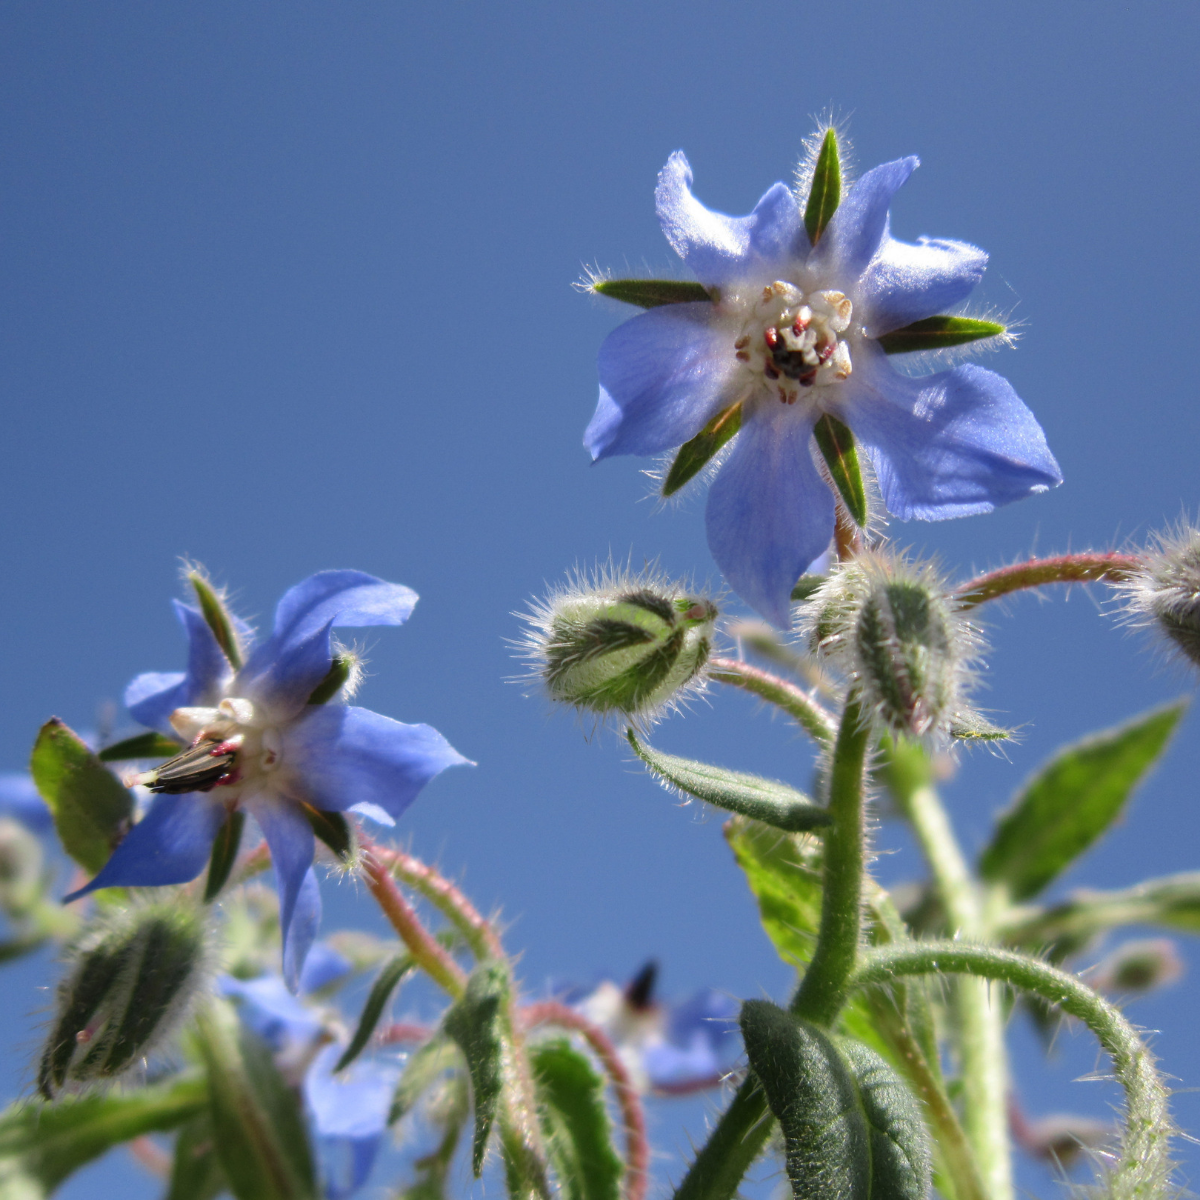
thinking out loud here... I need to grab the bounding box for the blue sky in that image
[2,3,1199,1195]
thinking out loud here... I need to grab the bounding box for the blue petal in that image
[705,410,835,629]
[280,706,471,821]
[810,157,918,280]
[841,346,1062,520]
[586,303,735,461]
[63,793,224,901]
[238,621,339,723]
[221,974,323,1051]
[860,236,988,335]
[666,989,740,1050]
[124,673,188,736]
[299,942,353,995]
[314,1136,382,1200]
[0,773,52,832]
[655,152,807,289]
[643,1036,722,1090]
[253,801,318,991]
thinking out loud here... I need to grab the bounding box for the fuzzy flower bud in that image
[39,902,212,1097]
[1089,938,1183,997]
[1120,525,1200,669]
[518,566,718,722]
[803,552,978,738]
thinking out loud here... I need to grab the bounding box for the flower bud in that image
[519,567,718,721]
[1089,938,1183,997]
[1120,525,1200,669]
[39,902,212,1096]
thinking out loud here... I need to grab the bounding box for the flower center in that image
[733,281,853,405]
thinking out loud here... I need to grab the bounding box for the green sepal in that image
[790,574,828,602]
[189,572,243,670]
[302,805,354,861]
[662,403,742,497]
[389,1034,462,1125]
[165,1114,227,1200]
[307,652,356,705]
[979,701,1187,901]
[949,712,1014,742]
[97,732,183,762]
[628,730,831,833]
[441,962,509,1176]
[0,1074,206,1194]
[531,1038,622,1200]
[812,414,867,526]
[203,809,245,903]
[30,719,133,876]
[591,279,711,308]
[804,129,842,244]
[196,1001,318,1200]
[876,316,1005,355]
[335,953,415,1072]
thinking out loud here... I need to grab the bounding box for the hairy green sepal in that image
[662,403,742,497]
[97,731,183,762]
[592,279,711,308]
[812,414,867,526]
[876,316,1005,355]
[804,129,842,244]
[204,809,246,902]
[336,953,415,1071]
[189,572,242,670]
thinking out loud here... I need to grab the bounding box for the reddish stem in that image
[378,1021,435,1045]
[707,655,836,744]
[522,1000,649,1200]
[954,552,1142,608]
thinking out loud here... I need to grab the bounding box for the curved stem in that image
[954,552,1141,609]
[850,943,1176,1200]
[671,1076,771,1200]
[707,657,836,745]
[523,1001,649,1200]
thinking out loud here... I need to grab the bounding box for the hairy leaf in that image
[336,953,415,1071]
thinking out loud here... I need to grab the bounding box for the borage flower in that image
[66,571,471,987]
[585,134,1061,626]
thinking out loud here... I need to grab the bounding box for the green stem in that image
[707,656,836,745]
[671,1077,771,1200]
[850,943,1176,1200]
[954,552,1140,608]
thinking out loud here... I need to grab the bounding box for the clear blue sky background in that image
[2,3,1199,1196]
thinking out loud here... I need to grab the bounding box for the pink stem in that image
[378,1021,435,1045]
[954,552,1142,608]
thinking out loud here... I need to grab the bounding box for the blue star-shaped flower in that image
[66,571,471,987]
[586,152,1062,626]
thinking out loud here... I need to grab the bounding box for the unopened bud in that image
[1089,938,1183,997]
[519,567,717,721]
[39,902,211,1096]
[1120,525,1200,669]
[803,553,977,738]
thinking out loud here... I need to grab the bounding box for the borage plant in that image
[0,126,1195,1200]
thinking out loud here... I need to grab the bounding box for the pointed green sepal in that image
[302,805,355,861]
[662,402,743,497]
[591,278,711,308]
[949,713,1014,742]
[203,810,245,903]
[97,732,184,762]
[30,719,134,875]
[307,652,357,705]
[627,730,831,833]
[804,129,842,245]
[335,953,414,1072]
[188,572,243,671]
[876,316,1005,355]
[388,1034,462,1125]
[812,413,867,526]
[791,574,828,602]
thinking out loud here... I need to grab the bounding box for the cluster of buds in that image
[519,565,718,723]
[802,551,979,739]
[1120,524,1200,670]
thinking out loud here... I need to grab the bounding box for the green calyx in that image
[804,129,842,245]
[876,316,1005,355]
[590,278,711,308]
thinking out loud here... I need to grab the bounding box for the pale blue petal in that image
[253,801,317,991]
[705,410,835,629]
[643,1036,722,1090]
[586,303,735,460]
[655,152,807,288]
[810,157,918,279]
[348,801,395,827]
[666,989,740,1048]
[238,621,338,722]
[860,236,988,335]
[0,773,52,832]
[842,346,1062,520]
[221,974,323,1050]
[299,942,352,995]
[280,706,471,821]
[124,672,188,735]
[63,793,224,900]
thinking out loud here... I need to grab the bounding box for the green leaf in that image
[0,1075,205,1193]
[203,810,245,903]
[804,129,841,244]
[591,279,711,308]
[336,953,415,1072]
[30,719,134,875]
[196,1001,317,1200]
[628,731,830,833]
[812,414,867,526]
[662,403,742,497]
[442,962,509,1176]
[979,702,1187,901]
[164,1114,226,1200]
[790,574,827,602]
[876,316,1005,355]
[189,572,242,670]
[531,1039,622,1200]
[96,732,183,763]
[301,805,354,861]
[389,1035,462,1125]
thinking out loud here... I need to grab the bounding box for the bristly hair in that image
[793,111,855,206]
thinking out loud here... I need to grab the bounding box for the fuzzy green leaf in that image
[30,719,133,875]
[389,1035,462,1125]
[629,731,830,833]
[804,129,842,244]
[876,316,1005,355]
[532,1039,622,1200]
[442,962,509,1176]
[662,403,742,497]
[96,732,183,762]
[812,414,867,526]
[980,702,1187,901]
[592,279,711,308]
[0,1075,205,1193]
[336,953,415,1072]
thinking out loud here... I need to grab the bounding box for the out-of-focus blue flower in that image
[65,571,471,988]
[586,152,1061,626]
[572,962,739,1093]
[0,773,52,833]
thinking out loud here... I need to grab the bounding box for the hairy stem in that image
[954,552,1141,608]
[850,943,1176,1200]
[707,656,836,745]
